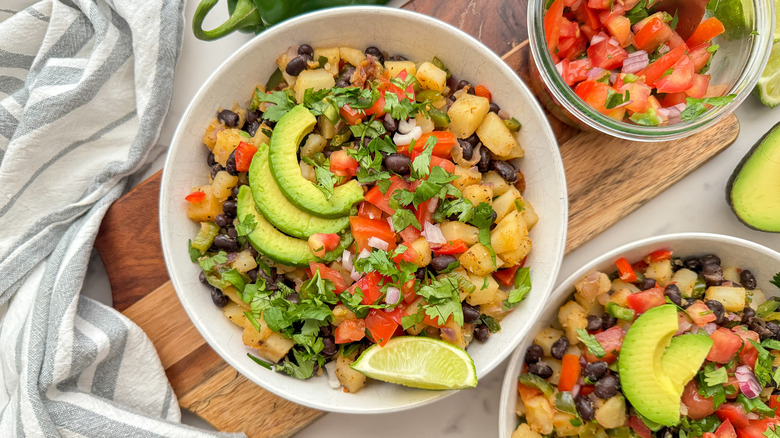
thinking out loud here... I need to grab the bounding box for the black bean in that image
[246,109,261,125]
[491,160,518,182]
[767,321,780,336]
[706,300,726,324]
[210,164,224,179]
[382,114,397,133]
[415,268,427,281]
[210,288,228,307]
[207,152,216,166]
[322,336,337,358]
[586,315,603,331]
[583,361,608,381]
[684,257,703,271]
[257,269,278,291]
[474,324,490,342]
[489,102,500,113]
[701,254,721,266]
[431,254,457,272]
[640,277,657,290]
[198,271,207,284]
[365,46,384,64]
[335,79,350,89]
[285,56,308,76]
[339,66,356,83]
[217,109,240,127]
[388,54,408,61]
[298,44,314,58]
[244,268,258,283]
[465,133,480,146]
[212,234,240,252]
[248,245,258,258]
[320,325,333,337]
[525,344,544,364]
[478,147,491,173]
[222,200,237,217]
[456,80,471,90]
[664,283,682,306]
[575,395,595,421]
[384,153,412,175]
[741,270,757,290]
[657,427,675,438]
[225,150,238,176]
[749,317,775,340]
[215,213,231,228]
[227,228,238,239]
[457,139,473,160]
[462,302,481,325]
[287,292,299,304]
[742,306,756,324]
[601,313,617,330]
[702,263,724,286]
[551,337,569,360]
[527,362,553,379]
[246,121,259,137]
[594,374,619,399]
[231,185,240,198]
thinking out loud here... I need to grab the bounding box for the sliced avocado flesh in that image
[618,305,682,426]
[236,185,317,267]
[662,334,713,394]
[268,105,364,218]
[728,122,780,232]
[248,143,349,239]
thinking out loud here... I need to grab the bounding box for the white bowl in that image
[498,233,780,436]
[160,6,567,414]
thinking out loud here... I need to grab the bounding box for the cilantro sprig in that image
[680,94,737,121]
[577,329,606,358]
[504,267,531,310]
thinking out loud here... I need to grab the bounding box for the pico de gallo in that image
[512,249,780,438]
[544,0,736,126]
[185,43,538,392]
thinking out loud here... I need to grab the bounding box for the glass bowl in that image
[527,0,775,141]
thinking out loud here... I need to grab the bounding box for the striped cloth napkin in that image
[0,1,239,436]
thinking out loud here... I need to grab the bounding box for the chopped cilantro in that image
[696,362,727,408]
[302,156,336,199]
[416,274,464,326]
[221,268,247,293]
[481,315,501,332]
[504,267,531,310]
[630,108,661,126]
[736,394,775,417]
[680,94,737,121]
[703,365,728,386]
[251,89,296,121]
[772,272,780,289]
[605,88,631,110]
[235,214,257,237]
[411,135,436,179]
[198,251,228,272]
[349,119,386,140]
[468,202,497,267]
[749,339,774,386]
[577,328,606,358]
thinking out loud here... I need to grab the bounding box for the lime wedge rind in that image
[756,42,780,108]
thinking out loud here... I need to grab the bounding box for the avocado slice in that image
[727,122,780,232]
[661,334,713,394]
[248,143,349,239]
[268,105,364,218]
[618,305,683,426]
[236,185,317,267]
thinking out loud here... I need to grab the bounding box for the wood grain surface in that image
[92,1,741,436]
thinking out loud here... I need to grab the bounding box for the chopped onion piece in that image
[587,67,606,80]
[612,99,633,109]
[350,268,361,282]
[622,50,649,74]
[342,249,353,271]
[385,287,401,305]
[609,72,618,84]
[393,125,422,145]
[736,365,761,399]
[387,216,394,230]
[675,320,692,335]
[440,327,457,343]
[591,33,608,46]
[324,361,341,389]
[398,118,417,135]
[427,197,439,213]
[703,323,717,335]
[422,221,446,245]
[556,61,564,76]
[357,248,371,260]
[368,237,389,251]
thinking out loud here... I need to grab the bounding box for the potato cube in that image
[594,395,627,429]
[524,396,554,435]
[534,327,565,357]
[499,237,532,266]
[491,211,528,254]
[441,318,466,349]
[313,47,340,76]
[512,423,542,438]
[232,250,258,273]
[416,61,447,91]
[186,185,222,223]
[339,47,366,67]
[477,112,522,157]
[482,170,511,196]
[294,69,336,103]
[493,187,522,223]
[251,123,271,147]
[451,165,482,191]
[332,303,356,326]
[335,355,367,393]
[611,278,639,294]
[383,60,416,77]
[574,272,611,302]
[671,268,699,298]
[575,292,605,316]
[222,286,250,309]
[223,302,250,328]
[645,259,673,287]
[211,170,238,201]
[705,286,746,312]
[448,93,490,138]
[465,273,501,306]
[213,129,244,166]
[558,300,588,342]
[521,199,539,230]
[202,118,223,150]
[553,411,582,436]
[409,237,432,267]
[547,358,562,386]
[459,243,496,276]
[609,288,632,307]
[439,221,480,246]
[257,332,295,363]
[462,184,494,206]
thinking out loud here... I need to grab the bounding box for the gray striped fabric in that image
[0,1,240,436]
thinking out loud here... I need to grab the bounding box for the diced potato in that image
[332,303,356,326]
[186,185,222,223]
[609,288,631,308]
[335,355,367,393]
[512,423,542,438]
[202,118,224,150]
[672,268,699,298]
[257,332,295,363]
[441,318,466,349]
[499,237,532,266]
[339,47,366,67]
[502,138,527,160]
[575,272,611,302]
[611,278,639,294]
[223,302,250,328]
[594,395,627,429]
[480,298,510,320]
[416,61,447,91]
[452,165,482,191]
[383,60,416,77]
[222,286,250,309]
[213,128,244,166]
[251,123,271,147]
[751,288,767,310]
[300,160,316,182]
[439,221,480,246]
[404,298,427,335]
[465,273,501,306]
[313,47,340,76]
[493,187,522,222]
[723,266,741,285]
[547,358,562,386]
[491,211,528,254]
[483,170,510,196]
[242,316,273,348]
[515,397,527,419]
[645,259,673,287]
[415,112,435,134]
[705,286,746,312]
[410,237,432,267]
[318,115,336,139]
[300,133,327,158]
[534,328,564,357]
[294,69,336,103]
[448,93,490,139]
[477,112,522,157]
[211,171,238,200]
[450,269,474,301]
[462,184,494,206]
[525,396,554,435]
[575,291,605,316]
[232,250,258,273]
[553,411,582,436]
[459,243,496,276]
[521,199,539,230]
[559,300,588,342]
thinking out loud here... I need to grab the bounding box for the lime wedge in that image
[707,0,748,40]
[756,42,780,108]
[350,336,477,390]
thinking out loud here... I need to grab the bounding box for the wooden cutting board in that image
[93,1,741,436]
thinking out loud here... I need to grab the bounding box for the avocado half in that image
[727,122,780,232]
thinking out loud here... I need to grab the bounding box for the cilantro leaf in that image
[772,272,780,289]
[577,328,606,358]
[198,251,228,271]
[468,202,497,267]
[235,214,257,237]
[703,365,728,386]
[749,339,774,386]
[221,268,247,293]
[411,135,436,179]
[188,240,201,262]
[412,167,459,207]
[349,119,386,140]
[504,267,531,310]
[275,349,316,379]
[251,90,297,121]
[625,0,648,25]
[605,88,630,110]
[630,108,662,126]
[680,94,737,121]
[435,197,474,223]
[417,275,464,326]
[302,157,335,199]
[696,363,727,408]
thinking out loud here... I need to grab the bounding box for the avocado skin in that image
[268,105,364,218]
[236,185,317,267]
[249,143,349,239]
[726,121,780,233]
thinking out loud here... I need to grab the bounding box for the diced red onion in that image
[657,107,670,118]
[571,383,582,398]
[386,216,394,230]
[350,269,361,282]
[587,67,606,80]
[385,287,401,305]
[497,109,511,120]
[570,0,583,9]
[556,61,564,76]
[748,413,760,420]
[398,118,417,135]
[703,323,717,335]
[591,33,608,46]
[342,249,353,271]
[658,44,670,55]
[440,327,457,342]
[622,50,649,74]
[427,197,439,213]
[324,361,341,389]
[368,237,390,251]
[393,126,422,145]
[675,320,692,335]
[609,72,618,84]
[422,221,446,246]
[736,365,762,399]
[690,325,700,334]
[612,99,634,109]
[357,249,371,260]
[727,313,741,321]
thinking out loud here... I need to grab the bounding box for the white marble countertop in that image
[81,1,780,436]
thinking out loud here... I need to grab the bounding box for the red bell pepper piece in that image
[474,85,492,101]
[615,257,637,282]
[432,239,470,256]
[558,353,581,391]
[339,104,363,125]
[234,141,258,172]
[308,262,347,293]
[686,17,725,48]
[349,216,397,254]
[185,191,206,203]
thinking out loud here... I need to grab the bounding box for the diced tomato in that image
[604,14,633,47]
[716,403,751,428]
[384,304,407,325]
[733,327,760,368]
[686,300,717,326]
[365,309,398,346]
[667,30,686,49]
[234,141,258,172]
[654,55,695,93]
[401,279,416,304]
[686,74,710,98]
[587,37,628,70]
[682,380,716,420]
[474,85,492,101]
[308,262,347,293]
[660,92,688,107]
[737,418,780,438]
[707,328,743,363]
[587,0,611,9]
[339,104,363,125]
[430,156,456,173]
[557,34,589,60]
[562,58,593,86]
[573,3,601,30]
[580,24,599,40]
[770,395,780,414]
[349,271,386,305]
[329,149,359,177]
[615,257,637,282]
[358,201,383,220]
[689,42,713,73]
[349,216,397,254]
[558,354,581,391]
[308,233,340,258]
[629,416,653,438]
[494,264,521,287]
[574,81,627,120]
[397,131,457,158]
[579,385,595,396]
[626,287,665,314]
[185,190,206,203]
[334,318,366,344]
[431,240,469,257]
[584,326,624,362]
[363,175,410,215]
[715,419,737,438]
[686,17,725,48]
[363,91,386,117]
[619,80,652,113]
[414,199,434,229]
[398,225,421,244]
[392,242,419,265]
[646,95,662,110]
[638,44,687,86]
[633,16,673,52]
[704,433,717,438]
[544,0,565,53]
[597,4,623,26]
[645,249,673,262]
